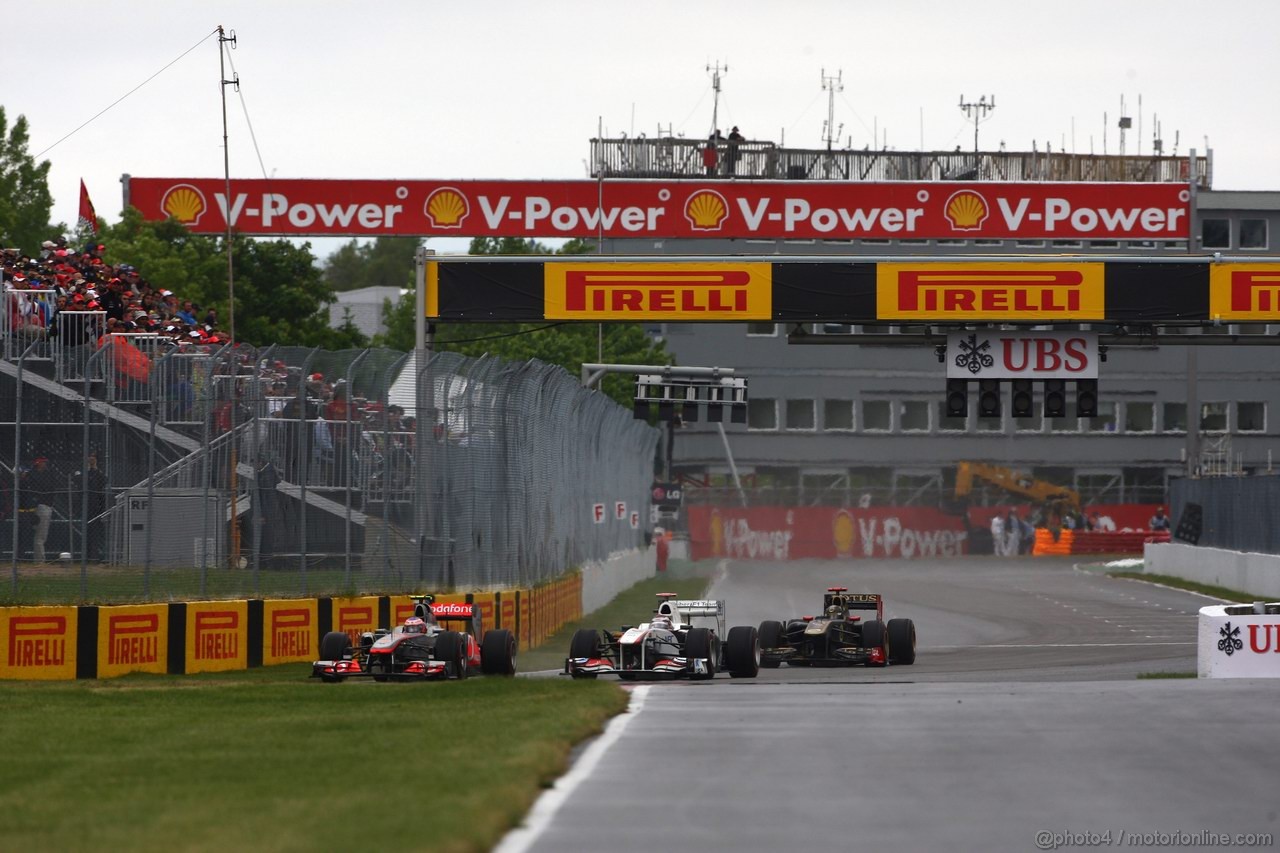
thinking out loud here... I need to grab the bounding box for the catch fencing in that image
[1,342,659,603]
[1171,475,1280,555]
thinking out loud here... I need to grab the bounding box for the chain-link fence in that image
[1,341,659,603]
[1171,475,1280,555]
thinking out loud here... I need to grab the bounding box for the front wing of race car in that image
[761,619,885,667]
[311,656,454,682]
[565,654,714,680]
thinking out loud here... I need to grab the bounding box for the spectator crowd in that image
[3,237,229,347]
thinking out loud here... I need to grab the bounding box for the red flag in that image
[78,179,98,234]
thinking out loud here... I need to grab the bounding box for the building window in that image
[747,398,777,430]
[785,399,816,431]
[1237,402,1266,433]
[1085,401,1118,433]
[1015,400,1043,432]
[1240,219,1268,250]
[1049,414,1079,433]
[862,400,891,431]
[1201,218,1230,249]
[900,400,930,432]
[936,401,966,431]
[1090,240,1119,248]
[824,399,854,431]
[746,323,777,336]
[1200,402,1227,433]
[1124,402,1155,433]
[1163,402,1187,433]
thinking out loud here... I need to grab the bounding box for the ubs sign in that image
[945,331,1099,379]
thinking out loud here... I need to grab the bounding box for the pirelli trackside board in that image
[427,258,1280,325]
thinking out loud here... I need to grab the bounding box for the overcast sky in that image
[8,0,1278,258]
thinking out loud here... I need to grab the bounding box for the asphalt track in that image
[502,557,1280,852]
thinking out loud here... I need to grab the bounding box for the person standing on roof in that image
[725,126,744,175]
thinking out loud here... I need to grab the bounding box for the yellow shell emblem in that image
[424,188,469,228]
[161,185,207,225]
[684,190,729,231]
[944,190,988,230]
[832,509,856,557]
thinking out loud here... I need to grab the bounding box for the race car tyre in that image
[887,618,917,665]
[481,629,517,676]
[434,631,468,679]
[725,625,761,678]
[320,631,350,662]
[685,627,716,680]
[861,620,889,667]
[568,629,600,679]
[758,620,784,668]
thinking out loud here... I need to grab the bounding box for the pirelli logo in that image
[544,262,772,320]
[876,262,1105,321]
[1210,264,1280,320]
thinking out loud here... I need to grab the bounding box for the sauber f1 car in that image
[759,587,916,668]
[566,593,760,680]
[312,595,516,682]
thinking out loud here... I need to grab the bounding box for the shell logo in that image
[709,509,724,556]
[424,187,470,229]
[161,184,208,226]
[833,509,856,557]
[684,190,730,231]
[943,190,989,231]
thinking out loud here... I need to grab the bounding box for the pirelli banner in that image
[427,259,1280,325]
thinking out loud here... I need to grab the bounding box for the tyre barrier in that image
[0,576,583,681]
[1198,601,1280,678]
[1031,528,1170,556]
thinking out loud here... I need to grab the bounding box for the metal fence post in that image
[11,341,40,593]
[297,348,319,593]
[342,349,370,586]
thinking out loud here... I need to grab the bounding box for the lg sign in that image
[946,331,1099,379]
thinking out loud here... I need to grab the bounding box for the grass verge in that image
[520,561,716,672]
[1108,571,1263,604]
[0,666,627,852]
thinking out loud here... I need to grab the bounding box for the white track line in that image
[496,685,651,853]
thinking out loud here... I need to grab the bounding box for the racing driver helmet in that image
[403,616,428,634]
[650,615,673,632]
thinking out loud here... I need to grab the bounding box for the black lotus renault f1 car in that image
[312,595,516,682]
[566,593,760,680]
[759,587,916,668]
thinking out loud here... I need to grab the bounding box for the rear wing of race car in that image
[412,596,483,636]
[823,590,883,620]
[675,599,726,635]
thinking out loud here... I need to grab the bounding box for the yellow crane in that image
[955,461,1080,513]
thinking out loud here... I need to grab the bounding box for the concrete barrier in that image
[580,546,656,615]
[1144,542,1280,600]
[1198,602,1280,678]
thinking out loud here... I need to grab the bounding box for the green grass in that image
[1137,671,1197,679]
[519,561,715,671]
[0,665,627,853]
[1108,571,1263,604]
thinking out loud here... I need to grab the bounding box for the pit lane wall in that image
[689,506,969,561]
[688,505,1162,561]
[1144,542,1280,601]
[0,574,583,681]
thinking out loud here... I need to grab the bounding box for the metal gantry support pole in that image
[297,348,319,592]
[382,353,409,583]
[80,344,109,600]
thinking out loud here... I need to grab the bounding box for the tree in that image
[100,208,366,349]
[0,107,61,250]
[322,236,420,293]
[373,236,671,407]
